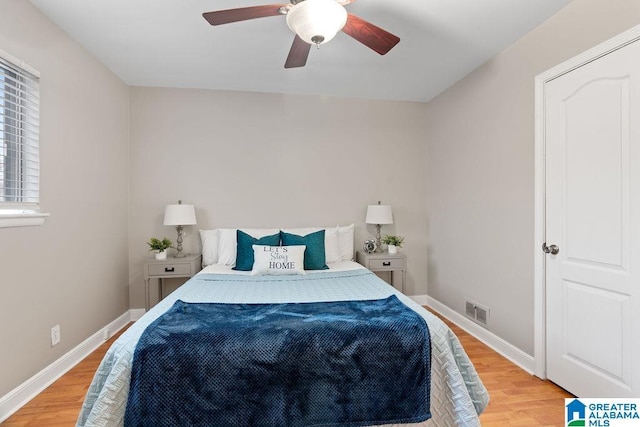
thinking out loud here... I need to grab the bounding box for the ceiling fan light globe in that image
[286,0,347,45]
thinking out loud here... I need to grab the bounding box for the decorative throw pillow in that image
[251,245,306,276]
[280,229,328,270]
[218,228,280,266]
[233,230,281,271]
[281,226,341,264]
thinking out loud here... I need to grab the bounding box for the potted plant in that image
[147,237,173,260]
[382,235,405,254]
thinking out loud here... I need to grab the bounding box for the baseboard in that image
[415,295,535,375]
[129,308,146,321]
[0,309,138,423]
[409,294,429,306]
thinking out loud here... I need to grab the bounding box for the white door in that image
[545,39,640,397]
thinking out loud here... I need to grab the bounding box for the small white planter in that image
[387,245,398,254]
[155,250,167,260]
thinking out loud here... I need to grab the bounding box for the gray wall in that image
[426,0,640,356]
[128,87,428,308]
[6,0,639,403]
[0,1,129,397]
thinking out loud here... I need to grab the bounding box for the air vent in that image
[465,301,476,318]
[465,299,489,327]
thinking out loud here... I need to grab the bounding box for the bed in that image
[77,227,489,427]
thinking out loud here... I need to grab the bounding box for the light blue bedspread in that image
[77,269,489,427]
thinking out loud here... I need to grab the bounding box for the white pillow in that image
[216,229,237,265]
[324,227,341,264]
[217,228,280,266]
[199,229,219,267]
[338,224,355,261]
[251,245,306,276]
[281,226,341,264]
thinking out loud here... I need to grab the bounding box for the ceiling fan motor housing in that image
[286,0,347,45]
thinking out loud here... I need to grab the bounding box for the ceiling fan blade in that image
[203,5,285,26]
[342,13,400,55]
[284,35,311,68]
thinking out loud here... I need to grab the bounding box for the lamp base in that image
[175,225,186,258]
[374,224,383,253]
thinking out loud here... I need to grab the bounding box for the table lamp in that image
[163,200,197,258]
[365,201,393,253]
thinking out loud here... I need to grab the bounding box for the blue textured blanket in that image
[124,296,431,427]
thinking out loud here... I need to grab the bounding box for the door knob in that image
[542,243,559,255]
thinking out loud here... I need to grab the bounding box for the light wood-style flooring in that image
[3,314,572,426]
[439,315,573,425]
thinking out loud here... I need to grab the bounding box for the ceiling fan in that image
[202,0,400,68]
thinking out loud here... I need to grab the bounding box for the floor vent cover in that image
[465,299,489,327]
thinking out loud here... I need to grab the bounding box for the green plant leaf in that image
[381,234,405,247]
[147,237,173,251]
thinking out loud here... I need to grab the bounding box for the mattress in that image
[77,261,489,427]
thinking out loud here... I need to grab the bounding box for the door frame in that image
[534,24,640,379]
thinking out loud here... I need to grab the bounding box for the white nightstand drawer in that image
[368,258,405,270]
[148,263,192,277]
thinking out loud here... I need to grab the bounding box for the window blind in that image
[0,53,40,210]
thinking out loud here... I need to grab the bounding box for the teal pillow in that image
[280,230,328,270]
[233,230,280,271]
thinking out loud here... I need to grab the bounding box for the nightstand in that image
[356,251,407,293]
[144,254,202,311]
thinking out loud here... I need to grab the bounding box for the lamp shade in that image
[163,203,197,226]
[365,204,393,225]
[286,0,347,45]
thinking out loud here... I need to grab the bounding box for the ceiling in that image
[28,0,571,102]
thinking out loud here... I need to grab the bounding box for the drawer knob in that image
[165,267,175,272]
[382,261,391,266]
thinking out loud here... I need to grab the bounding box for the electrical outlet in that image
[51,325,61,347]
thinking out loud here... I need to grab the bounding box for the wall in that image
[0,0,129,397]
[128,87,427,308]
[426,0,640,355]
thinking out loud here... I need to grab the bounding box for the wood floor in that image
[3,315,572,426]
[440,316,573,425]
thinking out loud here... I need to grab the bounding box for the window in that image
[0,50,47,227]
